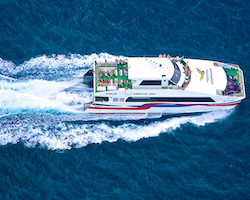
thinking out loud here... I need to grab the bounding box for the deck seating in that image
[180,60,191,89]
[223,68,241,95]
[95,62,132,92]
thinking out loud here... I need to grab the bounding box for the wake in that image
[0,53,234,150]
[0,110,232,150]
[0,78,92,113]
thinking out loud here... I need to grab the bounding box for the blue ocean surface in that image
[0,0,250,199]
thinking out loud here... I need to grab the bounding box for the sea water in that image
[0,0,249,199]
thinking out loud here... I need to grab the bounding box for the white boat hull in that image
[84,57,246,115]
[85,101,241,114]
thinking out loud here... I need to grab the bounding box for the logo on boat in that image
[196,68,205,81]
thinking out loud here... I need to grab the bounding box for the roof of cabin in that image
[127,57,175,79]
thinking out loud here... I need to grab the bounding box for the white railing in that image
[96,62,118,67]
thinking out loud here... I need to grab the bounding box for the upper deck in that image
[94,59,132,92]
[93,57,245,98]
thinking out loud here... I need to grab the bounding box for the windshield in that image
[170,61,181,84]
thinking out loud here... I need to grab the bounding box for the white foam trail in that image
[0,110,232,150]
[0,79,90,113]
[0,58,16,74]
[0,53,127,76]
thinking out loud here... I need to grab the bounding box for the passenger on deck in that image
[233,75,238,82]
[98,69,102,76]
[183,64,187,72]
[227,81,233,87]
[119,79,123,86]
[98,80,103,86]
[182,80,188,88]
[234,83,240,92]
[179,55,184,62]
[188,70,191,79]
[125,80,129,86]
[223,76,241,95]
[159,54,162,57]
[104,78,110,86]
[163,53,166,58]
[124,68,128,76]
[172,57,178,62]
[115,78,118,86]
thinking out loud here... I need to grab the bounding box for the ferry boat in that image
[83,56,246,115]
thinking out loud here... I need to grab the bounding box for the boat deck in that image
[95,61,132,92]
[223,67,244,96]
[93,59,245,98]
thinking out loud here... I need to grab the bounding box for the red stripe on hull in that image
[207,102,240,107]
[143,102,240,107]
[88,106,150,110]
[88,102,240,111]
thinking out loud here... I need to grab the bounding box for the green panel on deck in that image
[224,68,238,77]
[95,62,132,92]
[223,67,239,83]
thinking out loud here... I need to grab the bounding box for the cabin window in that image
[126,97,215,102]
[113,98,118,102]
[95,97,109,102]
[140,80,161,85]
